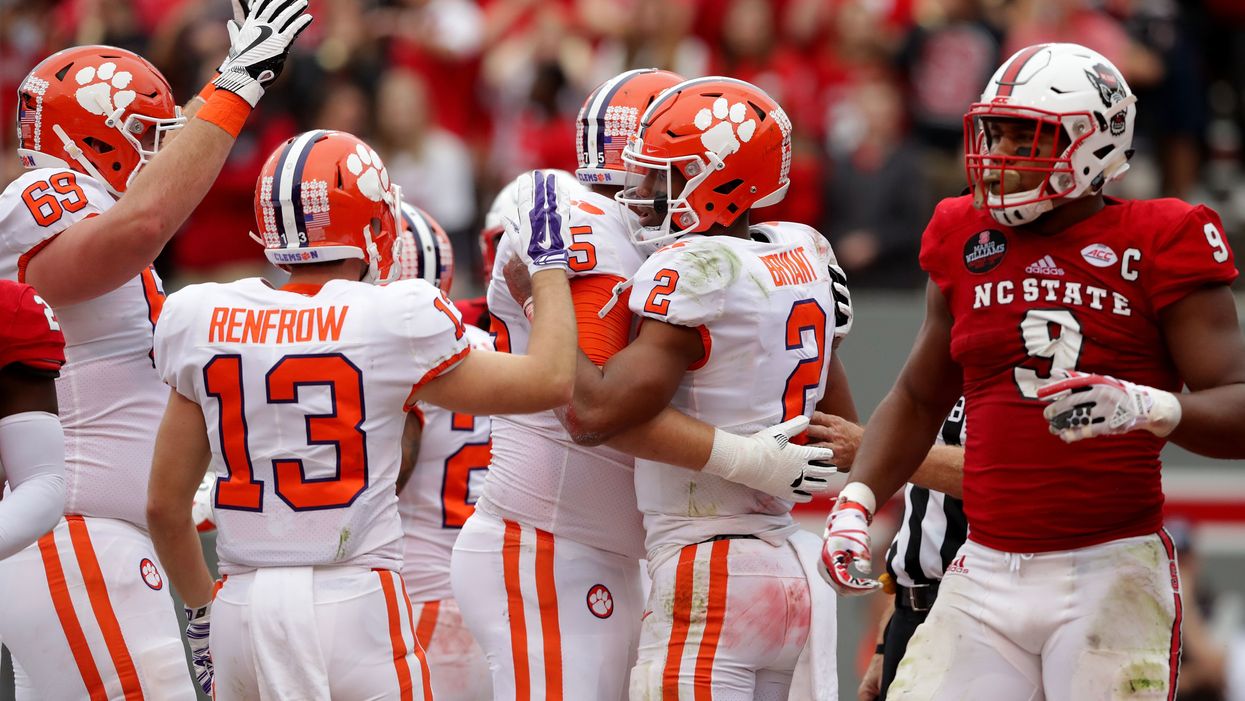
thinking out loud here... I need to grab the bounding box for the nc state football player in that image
[548,76,856,700]
[823,43,1245,700]
[0,280,66,559]
[0,2,312,698]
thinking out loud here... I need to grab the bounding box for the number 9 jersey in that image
[154,277,470,574]
[920,195,1238,554]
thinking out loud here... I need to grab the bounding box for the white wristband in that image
[703,428,747,479]
[1146,389,1182,438]
[838,481,877,516]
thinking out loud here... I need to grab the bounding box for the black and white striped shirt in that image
[885,397,969,588]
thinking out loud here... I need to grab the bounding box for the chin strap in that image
[51,123,120,197]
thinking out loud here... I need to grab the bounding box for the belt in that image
[699,534,760,544]
[894,581,940,613]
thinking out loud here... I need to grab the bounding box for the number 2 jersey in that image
[920,195,1238,554]
[154,277,469,574]
[0,168,165,528]
[399,324,493,602]
[630,222,846,564]
[479,186,650,559]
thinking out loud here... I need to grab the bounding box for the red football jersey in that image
[0,279,65,373]
[920,196,1238,553]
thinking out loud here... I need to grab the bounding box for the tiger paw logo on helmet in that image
[73,62,137,117]
[344,144,391,202]
[694,97,757,160]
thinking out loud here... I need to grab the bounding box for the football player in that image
[394,202,494,701]
[0,280,66,559]
[453,70,839,701]
[823,43,1245,700]
[146,131,578,700]
[543,76,855,700]
[0,1,311,697]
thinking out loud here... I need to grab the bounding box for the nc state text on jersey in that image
[760,247,821,288]
[973,278,1132,317]
[207,306,349,344]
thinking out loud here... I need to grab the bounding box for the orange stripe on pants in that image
[534,529,563,700]
[663,544,700,698]
[693,540,730,700]
[66,516,145,701]
[404,588,434,700]
[38,532,108,701]
[377,570,414,701]
[502,520,531,700]
[414,600,440,650]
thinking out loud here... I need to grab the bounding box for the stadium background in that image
[2,0,1243,697]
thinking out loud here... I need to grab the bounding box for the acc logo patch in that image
[586,584,614,619]
[140,558,163,591]
[1080,243,1117,268]
[964,229,1008,274]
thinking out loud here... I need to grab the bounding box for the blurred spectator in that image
[823,76,930,288]
[375,69,477,239]
[1169,520,1229,701]
[897,0,1001,198]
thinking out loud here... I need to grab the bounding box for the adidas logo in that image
[946,555,969,575]
[1025,255,1065,276]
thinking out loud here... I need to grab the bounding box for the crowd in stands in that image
[3,0,1244,294]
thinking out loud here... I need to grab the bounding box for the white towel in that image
[789,530,839,701]
[250,566,331,701]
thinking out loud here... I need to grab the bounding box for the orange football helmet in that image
[254,130,403,284]
[397,202,454,293]
[617,76,792,246]
[575,68,685,187]
[16,45,184,197]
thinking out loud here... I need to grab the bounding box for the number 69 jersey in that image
[154,277,470,574]
[629,222,845,562]
[920,195,1238,554]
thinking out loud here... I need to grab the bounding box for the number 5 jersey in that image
[920,195,1238,554]
[154,277,470,573]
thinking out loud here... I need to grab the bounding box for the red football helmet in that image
[16,45,184,197]
[254,130,402,284]
[617,76,792,246]
[397,202,454,293]
[575,68,685,187]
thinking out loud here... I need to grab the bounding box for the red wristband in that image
[196,89,251,138]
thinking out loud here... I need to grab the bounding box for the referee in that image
[808,398,967,701]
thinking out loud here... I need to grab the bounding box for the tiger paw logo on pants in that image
[694,97,757,160]
[586,584,614,619]
[74,62,137,116]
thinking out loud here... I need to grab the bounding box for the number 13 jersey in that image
[154,277,470,574]
[629,222,845,564]
[920,195,1238,554]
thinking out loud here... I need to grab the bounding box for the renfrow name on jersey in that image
[208,306,349,344]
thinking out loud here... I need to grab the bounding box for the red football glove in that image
[819,482,882,596]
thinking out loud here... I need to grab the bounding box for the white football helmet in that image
[964,43,1137,226]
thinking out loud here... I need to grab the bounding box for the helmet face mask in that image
[616,146,708,248]
[964,43,1137,226]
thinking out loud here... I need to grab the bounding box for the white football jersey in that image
[0,167,166,528]
[629,222,845,563]
[478,186,649,558]
[399,324,493,603]
[154,277,470,573]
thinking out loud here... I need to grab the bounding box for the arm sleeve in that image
[628,243,730,328]
[0,282,65,373]
[1147,204,1239,313]
[0,411,65,559]
[571,275,633,366]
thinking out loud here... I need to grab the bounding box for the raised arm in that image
[26,0,312,306]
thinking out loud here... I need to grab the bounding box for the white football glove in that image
[1037,369,1182,443]
[192,473,217,533]
[819,482,883,596]
[184,602,213,694]
[214,0,314,107]
[702,416,837,502]
[504,170,571,275]
[828,263,853,339]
